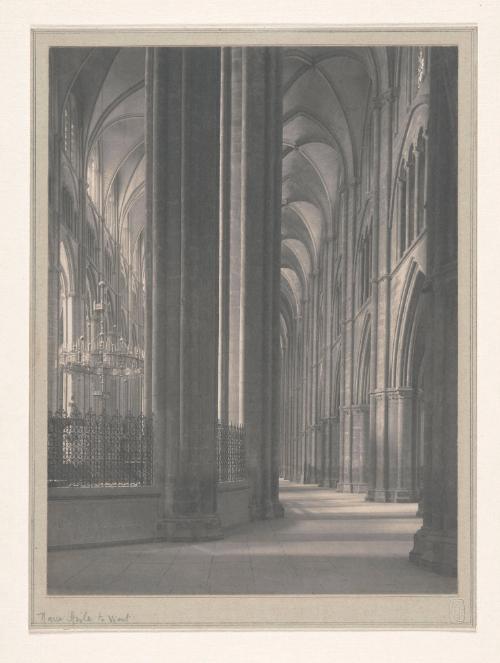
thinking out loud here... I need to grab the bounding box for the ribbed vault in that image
[280,47,377,351]
[58,47,146,256]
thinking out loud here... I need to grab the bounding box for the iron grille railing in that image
[216,420,246,483]
[48,408,153,488]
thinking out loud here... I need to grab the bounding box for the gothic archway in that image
[391,261,427,501]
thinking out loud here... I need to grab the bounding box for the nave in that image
[47,45,459,586]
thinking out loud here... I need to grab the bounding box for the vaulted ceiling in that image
[56,46,389,341]
[55,47,146,255]
[280,47,385,338]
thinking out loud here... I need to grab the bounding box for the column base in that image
[158,514,224,542]
[409,526,457,577]
[337,482,368,494]
[271,500,285,518]
[303,467,318,483]
[251,498,285,520]
[366,488,420,503]
[318,476,340,489]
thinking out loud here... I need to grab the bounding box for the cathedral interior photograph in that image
[45,44,459,595]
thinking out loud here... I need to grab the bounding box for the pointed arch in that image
[355,314,371,405]
[391,260,427,387]
[332,352,342,417]
[389,102,429,231]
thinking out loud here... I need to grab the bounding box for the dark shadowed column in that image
[149,47,222,541]
[339,180,358,492]
[228,48,243,424]
[143,50,154,417]
[410,47,458,575]
[239,47,284,519]
[218,47,232,423]
[367,86,396,502]
[48,51,61,413]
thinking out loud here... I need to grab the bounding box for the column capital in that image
[371,387,414,401]
[351,404,369,413]
[322,415,340,424]
[387,387,414,401]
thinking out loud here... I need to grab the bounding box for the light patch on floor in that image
[47,481,457,595]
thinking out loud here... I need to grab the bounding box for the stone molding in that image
[410,526,457,576]
[370,387,415,402]
[350,404,369,414]
[158,514,224,542]
[366,487,420,503]
[372,86,398,110]
[321,416,340,424]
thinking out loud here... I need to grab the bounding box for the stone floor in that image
[47,481,457,595]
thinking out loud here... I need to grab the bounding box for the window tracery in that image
[62,93,79,169]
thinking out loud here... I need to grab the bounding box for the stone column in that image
[280,336,289,477]
[227,48,243,424]
[149,47,222,541]
[294,313,303,482]
[330,415,341,488]
[304,283,313,482]
[143,49,154,416]
[367,87,396,502]
[48,51,61,413]
[367,102,381,496]
[239,47,284,519]
[338,180,357,492]
[217,47,232,424]
[299,301,308,483]
[317,237,332,487]
[410,48,458,575]
[269,51,284,512]
[286,330,293,481]
[385,387,419,501]
[310,270,320,483]
[413,146,421,235]
[422,130,429,230]
[405,160,413,244]
[351,405,369,491]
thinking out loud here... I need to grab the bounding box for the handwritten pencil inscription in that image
[36,611,131,626]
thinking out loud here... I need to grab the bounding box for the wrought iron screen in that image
[48,408,153,487]
[216,420,246,483]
